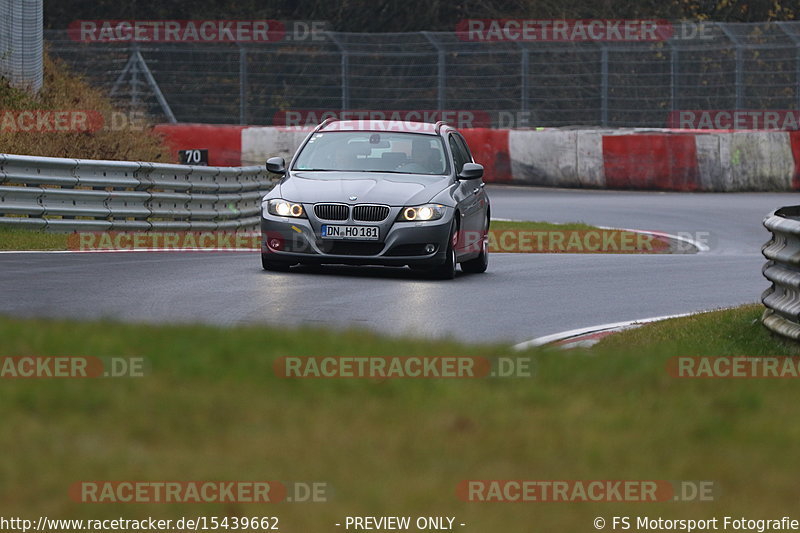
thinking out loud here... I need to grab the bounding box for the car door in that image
[448,133,484,254]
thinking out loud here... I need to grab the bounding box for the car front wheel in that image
[426,223,457,280]
[460,216,489,274]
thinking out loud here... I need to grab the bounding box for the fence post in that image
[239,45,248,125]
[131,44,140,109]
[776,22,800,111]
[600,44,609,126]
[326,32,350,111]
[719,24,744,109]
[422,32,446,113]
[519,44,529,113]
[669,42,679,114]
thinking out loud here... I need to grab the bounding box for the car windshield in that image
[292,131,449,175]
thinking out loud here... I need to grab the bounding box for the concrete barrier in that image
[154,123,800,192]
[602,134,699,191]
[509,130,580,187]
[241,127,312,166]
[154,124,246,166]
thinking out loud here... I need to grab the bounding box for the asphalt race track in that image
[0,186,791,344]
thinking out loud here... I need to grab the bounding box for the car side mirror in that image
[458,162,484,180]
[266,157,286,174]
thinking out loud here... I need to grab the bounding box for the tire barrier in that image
[762,206,800,341]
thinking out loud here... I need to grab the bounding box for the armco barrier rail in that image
[762,206,800,340]
[0,154,276,232]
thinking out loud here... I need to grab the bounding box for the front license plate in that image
[321,225,380,240]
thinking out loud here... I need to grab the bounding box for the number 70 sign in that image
[179,149,209,166]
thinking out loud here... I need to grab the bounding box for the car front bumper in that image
[260,208,453,267]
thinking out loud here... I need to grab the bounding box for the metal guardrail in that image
[762,206,800,340]
[0,154,276,232]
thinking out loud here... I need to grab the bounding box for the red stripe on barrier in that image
[462,128,512,182]
[154,124,247,166]
[602,134,699,190]
[789,131,800,190]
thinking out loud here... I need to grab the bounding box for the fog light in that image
[424,244,436,253]
[268,238,282,250]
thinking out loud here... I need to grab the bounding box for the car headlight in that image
[397,204,446,222]
[265,199,306,218]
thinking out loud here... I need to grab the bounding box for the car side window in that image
[448,135,469,174]
[454,134,474,164]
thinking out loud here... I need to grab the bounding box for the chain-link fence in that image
[44,21,800,128]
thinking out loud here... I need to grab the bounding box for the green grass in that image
[0,226,68,250]
[491,219,600,232]
[0,304,798,531]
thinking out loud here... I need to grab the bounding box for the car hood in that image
[278,171,453,206]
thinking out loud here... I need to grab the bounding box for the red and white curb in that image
[513,312,695,351]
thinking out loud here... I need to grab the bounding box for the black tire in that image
[427,223,457,280]
[261,254,292,272]
[460,216,489,274]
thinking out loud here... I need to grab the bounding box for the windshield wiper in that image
[359,170,420,174]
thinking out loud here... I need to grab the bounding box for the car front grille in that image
[314,203,349,220]
[320,241,385,256]
[353,205,390,222]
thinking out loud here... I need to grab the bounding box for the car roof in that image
[317,119,452,136]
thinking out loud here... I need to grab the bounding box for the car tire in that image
[427,223,457,280]
[261,254,292,272]
[460,216,489,274]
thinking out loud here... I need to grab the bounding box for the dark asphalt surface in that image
[0,186,791,344]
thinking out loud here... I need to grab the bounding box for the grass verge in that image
[0,304,797,531]
[0,226,68,250]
